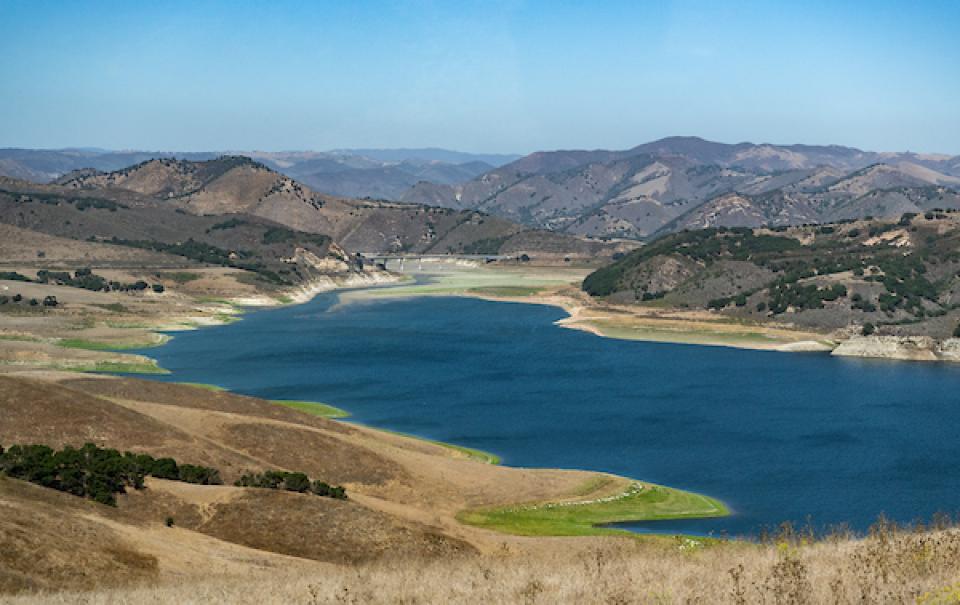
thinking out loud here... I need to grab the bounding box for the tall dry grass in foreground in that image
[10,522,960,604]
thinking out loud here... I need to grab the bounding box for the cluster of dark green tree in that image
[766,282,847,314]
[207,220,331,250]
[104,237,288,285]
[235,470,346,500]
[13,191,127,212]
[863,257,941,317]
[34,268,163,293]
[0,293,58,308]
[583,228,804,297]
[0,442,222,506]
[260,227,330,248]
[0,271,32,282]
[584,218,958,322]
[707,291,756,310]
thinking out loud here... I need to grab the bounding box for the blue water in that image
[138,287,960,538]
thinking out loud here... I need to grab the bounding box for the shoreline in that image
[439,277,960,364]
[105,267,733,537]
[331,264,840,355]
[347,272,837,354]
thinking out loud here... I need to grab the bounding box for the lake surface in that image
[140,284,960,537]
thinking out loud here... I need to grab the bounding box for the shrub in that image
[862,323,876,336]
[0,442,223,506]
[177,464,222,485]
[0,271,32,282]
[235,470,346,500]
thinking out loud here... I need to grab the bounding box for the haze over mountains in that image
[4,137,960,241]
[0,148,518,202]
[403,137,960,239]
[0,155,612,288]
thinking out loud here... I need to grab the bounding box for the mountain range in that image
[4,138,959,242]
[0,155,613,290]
[401,137,960,238]
[0,148,518,202]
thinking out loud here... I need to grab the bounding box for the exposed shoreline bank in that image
[107,266,732,537]
[387,268,960,364]
[341,268,838,354]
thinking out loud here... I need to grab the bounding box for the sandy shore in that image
[537,294,835,352]
[0,267,402,375]
[341,265,837,354]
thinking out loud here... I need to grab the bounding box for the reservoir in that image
[139,282,960,537]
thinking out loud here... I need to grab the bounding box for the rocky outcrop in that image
[831,336,960,362]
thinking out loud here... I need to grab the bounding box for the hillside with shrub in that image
[583,210,960,339]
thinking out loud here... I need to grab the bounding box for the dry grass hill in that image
[402,137,960,239]
[45,156,617,260]
[0,147,514,201]
[0,372,630,592]
[580,210,960,362]
[4,373,960,603]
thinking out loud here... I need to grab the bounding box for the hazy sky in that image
[1,0,958,154]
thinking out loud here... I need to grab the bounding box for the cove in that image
[137,287,960,537]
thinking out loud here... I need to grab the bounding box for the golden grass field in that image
[4,262,956,604]
[8,521,960,604]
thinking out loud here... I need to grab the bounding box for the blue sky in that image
[1,0,958,154]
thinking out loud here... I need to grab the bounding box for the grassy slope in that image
[175,384,350,418]
[172,383,495,461]
[346,267,587,301]
[59,337,168,351]
[372,427,501,465]
[271,399,350,419]
[86,361,169,374]
[459,482,728,537]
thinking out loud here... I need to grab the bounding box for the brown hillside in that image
[0,373,626,593]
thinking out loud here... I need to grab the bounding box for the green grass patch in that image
[157,271,202,284]
[196,297,240,306]
[92,303,129,313]
[438,442,501,465]
[58,337,165,351]
[173,386,350,419]
[346,267,586,302]
[86,361,169,375]
[177,382,227,391]
[271,400,350,418]
[275,295,294,304]
[466,285,546,297]
[458,482,728,537]
[586,320,783,347]
[0,334,41,343]
[375,428,500,464]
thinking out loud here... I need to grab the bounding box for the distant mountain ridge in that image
[34,156,616,260]
[401,137,960,239]
[5,138,959,240]
[0,147,514,201]
[329,148,519,166]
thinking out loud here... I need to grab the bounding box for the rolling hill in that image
[0,147,511,201]
[401,137,960,239]
[6,156,616,265]
[581,210,960,342]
